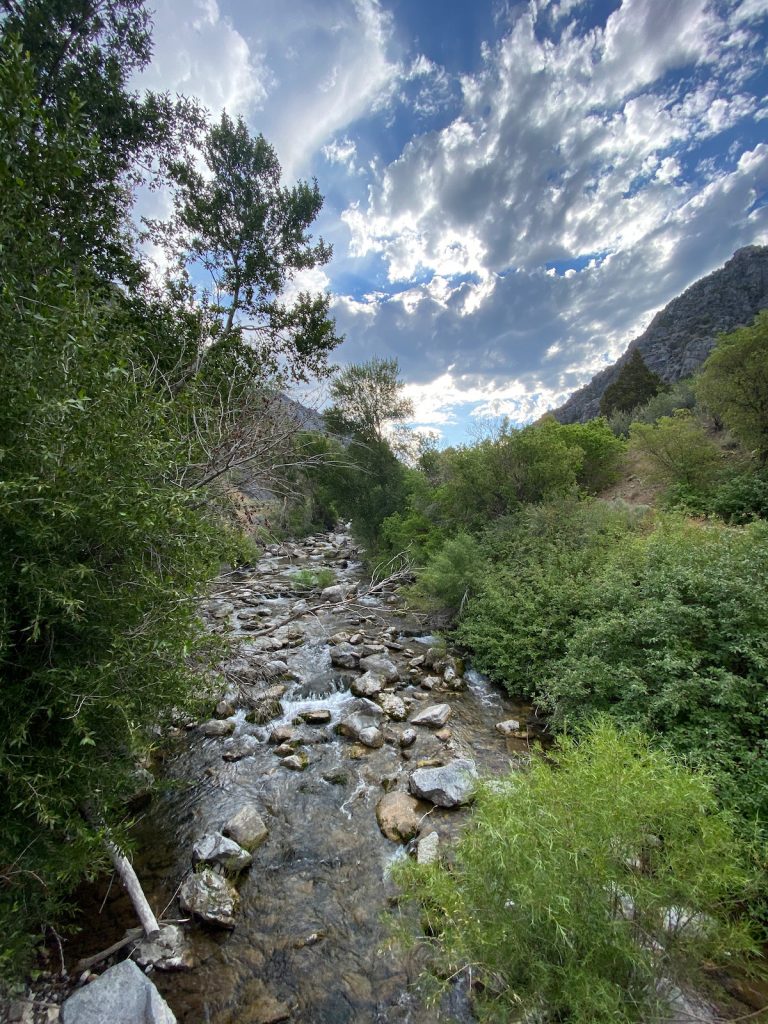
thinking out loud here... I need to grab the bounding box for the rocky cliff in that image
[552,245,768,423]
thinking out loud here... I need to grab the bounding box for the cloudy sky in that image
[140,0,768,444]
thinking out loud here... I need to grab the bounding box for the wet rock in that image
[282,752,309,771]
[179,869,238,928]
[209,602,234,620]
[358,725,384,749]
[434,727,452,742]
[410,703,452,728]
[322,768,349,785]
[409,655,425,668]
[495,719,522,736]
[376,791,428,842]
[269,725,294,745]
[351,672,384,698]
[214,699,236,718]
[380,772,400,792]
[223,806,269,850]
[409,759,478,808]
[274,743,297,757]
[222,736,260,761]
[321,583,348,602]
[240,986,291,1024]
[201,718,235,737]
[358,655,399,682]
[329,631,350,645]
[416,831,440,866]
[377,693,407,721]
[192,832,253,872]
[399,727,417,748]
[245,695,284,725]
[61,960,176,1024]
[420,676,439,691]
[264,660,291,677]
[329,642,360,669]
[348,632,363,644]
[298,708,332,725]
[134,925,196,972]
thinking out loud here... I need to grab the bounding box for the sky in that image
[139,0,768,445]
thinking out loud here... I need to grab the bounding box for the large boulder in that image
[358,655,399,683]
[376,792,428,842]
[351,671,384,698]
[192,832,252,872]
[61,960,176,1023]
[134,925,195,971]
[409,759,478,808]
[223,806,269,850]
[410,703,452,728]
[329,642,360,669]
[179,868,238,928]
[377,693,407,721]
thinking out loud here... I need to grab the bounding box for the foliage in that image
[323,357,414,443]
[697,311,768,463]
[289,567,335,590]
[394,720,759,1024]
[543,519,768,824]
[709,467,768,524]
[600,349,666,418]
[628,412,724,491]
[608,379,697,436]
[454,499,647,693]
[559,417,626,492]
[410,533,482,613]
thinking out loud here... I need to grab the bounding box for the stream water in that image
[68,528,540,1024]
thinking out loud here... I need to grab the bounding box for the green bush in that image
[411,533,483,613]
[629,413,723,491]
[709,468,768,524]
[560,418,627,492]
[394,719,759,1024]
[290,567,335,590]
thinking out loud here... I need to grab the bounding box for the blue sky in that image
[139,0,768,445]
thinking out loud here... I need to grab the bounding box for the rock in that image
[329,632,350,645]
[380,772,400,792]
[409,655,425,668]
[416,831,440,866]
[335,698,384,743]
[434,727,452,742]
[223,806,268,850]
[201,719,235,737]
[410,703,452,728]
[321,584,347,602]
[245,694,284,725]
[420,676,439,691]
[299,708,332,725]
[357,725,384,749]
[274,743,297,757]
[424,647,442,668]
[264,660,291,677]
[222,736,260,761]
[377,693,407,721]
[409,759,478,808]
[61,960,176,1024]
[322,768,349,785]
[209,602,234,620]
[348,632,363,644]
[376,791,429,842]
[358,655,399,682]
[495,719,522,736]
[399,728,417,748]
[351,672,384,698]
[179,868,238,927]
[192,832,253,872]
[282,752,309,770]
[214,699,236,719]
[134,925,196,972]
[329,642,360,669]
[269,725,294,745]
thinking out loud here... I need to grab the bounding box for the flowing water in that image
[69,528,541,1024]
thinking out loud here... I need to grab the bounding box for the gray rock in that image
[134,924,195,971]
[282,752,309,770]
[377,693,407,721]
[61,960,176,1024]
[299,708,332,725]
[409,759,478,808]
[214,699,236,719]
[358,655,399,683]
[222,736,260,761]
[192,832,252,872]
[357,725,384,749]
[399,727,417,748]
[410,703,452,728]
[351,671,384,698]
[179,868,238,928]
[201,718,235,737]
[222,806,269,850]
[416,830,440,865]
[329,642,360,669]
[321,584,348,602]
[495,719,522,736]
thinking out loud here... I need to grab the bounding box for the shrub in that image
[394,720,759,1024]
[628,413,723,491]
[411,533,482,613]
[709,468,768,524]
[560,418,627,492]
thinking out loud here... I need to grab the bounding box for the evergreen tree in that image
[599,349,666,418]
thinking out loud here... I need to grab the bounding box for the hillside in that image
[553,245,768,423]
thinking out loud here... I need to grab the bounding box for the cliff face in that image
[552,245,768,424]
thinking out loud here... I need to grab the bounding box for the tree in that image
[697,310,768,463]
[628,412,723,491]
[323,357,414,443]
[600,349,666,418]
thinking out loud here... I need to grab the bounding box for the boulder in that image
[416,831,440,866]
[495,719,522,736]
[376,791,428,842]
[223,806,268,850]
[282,752,309,771]
[399,727,417,748]
[329,642,360,669]
[222,736,260,761]
[410,703,452,728]
[358,655,399,683]
[409,759,478,808]
[357,725,384,749]
[377,693,407,721]
[201,719,235,737]
[321,584,348,602]
[179,868,238,928]
[299,708,332,725]
[351,672,384,698]
[61,960,176,1024]
[134,924,195,971]
[192,832,252,872]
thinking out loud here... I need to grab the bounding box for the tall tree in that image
[599,349,666,419]
[324,357,414,442]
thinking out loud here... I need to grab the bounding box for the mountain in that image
[552,245,768,424]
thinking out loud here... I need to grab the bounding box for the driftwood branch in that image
[105,841,161,940]
[73,927,143,975]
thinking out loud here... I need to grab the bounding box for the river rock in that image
[409,759,478,808]
[201,718,235,737]
[410,703,452,728]
[420,676,439,691]
[269,725,294,744]
[416,831,440,866]
[351,671,384,698]
[358,655,399,682]
[376,791,428,842]
[61,960,176,1024]
[399,727,417,748]
[223,806,269,850]
[357,725,384,749]
[282,752,309,770]
[222,735,260,761]
[495,719,522,736]
[245,690,284,725]
[329,642,360,669]
[179,868,238,927]
[192,832,253,872]
[299,708,332,725]
[134,924,196,971]
[209,602,234,620]
[377,693,407,721]
[321,583,348,602]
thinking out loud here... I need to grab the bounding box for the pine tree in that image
[599,349,666,418]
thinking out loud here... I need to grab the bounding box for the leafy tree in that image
[628,412,723,491]
[600,349,666,418]
[560,417,626,492]
[697,310,768,463]
[395,720,759,1024]
[324,357,414,443]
